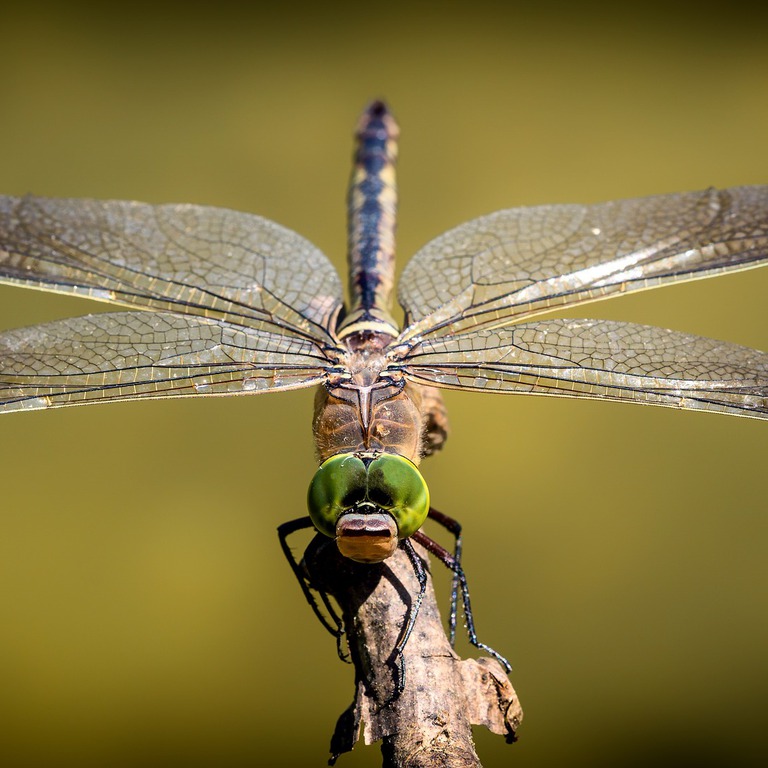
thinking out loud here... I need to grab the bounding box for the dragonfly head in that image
[307,452,430,563]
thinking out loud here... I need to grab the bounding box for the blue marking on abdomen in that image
[352,128,389,314]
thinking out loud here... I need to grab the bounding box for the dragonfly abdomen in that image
[338,101,400,339]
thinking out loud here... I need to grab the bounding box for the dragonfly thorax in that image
[313,356,426,464]
[313,380,425,463]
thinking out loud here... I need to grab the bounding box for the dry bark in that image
[302,536,523,766]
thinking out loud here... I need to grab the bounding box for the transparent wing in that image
[0,195,343,343]
[0,311,330,412]
[397,186,768,341]
[397,319,768,419]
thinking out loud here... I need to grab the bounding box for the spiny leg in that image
[412,530,511,672]
[277,517,348,662]
[426,507,462,646]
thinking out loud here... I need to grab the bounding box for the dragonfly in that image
[0,101,767,684]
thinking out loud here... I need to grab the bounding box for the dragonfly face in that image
[307,452,430,563]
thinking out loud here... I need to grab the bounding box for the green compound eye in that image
[366,454,430,539]
[307,453,367,537]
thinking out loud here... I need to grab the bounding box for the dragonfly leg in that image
[277,517,349,662]
[426,507,462,647]
[396,538,429,693]
[412,530,511,673]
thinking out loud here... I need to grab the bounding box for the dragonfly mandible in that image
[1,101,767,681]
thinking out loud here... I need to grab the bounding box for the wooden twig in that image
[303,536,523,766]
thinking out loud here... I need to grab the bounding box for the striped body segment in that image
[337,101,400,339]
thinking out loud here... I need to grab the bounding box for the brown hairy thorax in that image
[312,330,449,465]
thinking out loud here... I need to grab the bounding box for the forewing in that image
[0,195,343,343]
[0,311,330,412]
[399,319,768,419]
[397,186,768,340]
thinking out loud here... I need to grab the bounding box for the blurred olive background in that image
[0,3,766,766]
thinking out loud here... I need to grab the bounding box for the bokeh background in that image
[0,3,766,766]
